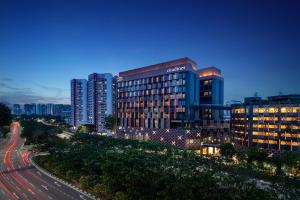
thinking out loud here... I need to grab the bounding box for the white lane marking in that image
[13,192,19,199]
[27,188,35,195]
[54,181,61,187]
[42,185,48,191]
[48,195,53,199]
[80,195,87,200]
[37,171,42,176]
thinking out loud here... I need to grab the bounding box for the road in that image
[0,122,95,200]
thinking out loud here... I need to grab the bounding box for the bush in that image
[220,143,236,160]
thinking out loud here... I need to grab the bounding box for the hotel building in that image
[231,95,300,152]
[87,73,114,131]
[116,58,230,152]
[117,57,200,129]
[70,79,88,127]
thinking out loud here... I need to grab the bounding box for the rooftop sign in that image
[166,66,186,73]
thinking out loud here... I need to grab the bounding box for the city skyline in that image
[1,0,299,105]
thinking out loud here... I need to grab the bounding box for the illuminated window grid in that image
[281,133,300,138]
[252,131,278,137]
[280,141,300,146]
[252,139,277,145]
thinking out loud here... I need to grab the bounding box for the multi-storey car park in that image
[231,94,300,152]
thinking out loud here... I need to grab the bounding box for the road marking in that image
[54,181,61,187]
[27,188,35,195]
[13,192,19,199]
[80,195,87,200]
[37,171,42,176]
[48,195,53,199]
[42,185,48,191]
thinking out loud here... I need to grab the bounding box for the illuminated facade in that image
[198,67,224,121]
[231,95,300,152]
[117,57,200,129]
[115,58,230,151]
[70,79,88,127]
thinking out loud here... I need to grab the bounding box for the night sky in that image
[0,0,299,105]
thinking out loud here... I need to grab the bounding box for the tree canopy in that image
[0,103,12,136]
[104,115,115,130]
[220,143,236,160]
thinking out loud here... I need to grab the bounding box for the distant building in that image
[54,104,63,116]
[46,103,54,115]
[70,79,88,127]
[36,104,47,115]
[12,104,22,116]
[231,94,300,152]
[24,104,36,115]
[61,105,71,123]
[87,73,114,131]
[198,67,224,121]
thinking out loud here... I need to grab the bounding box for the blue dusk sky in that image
[0,0,299,105]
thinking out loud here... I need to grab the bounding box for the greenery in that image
[20,119,63,151]
[247,147,268,167]
[20,119,300,199]
[30,136,299,199]
[77,124,95,133]
[220,143,236,161]
[104,115,115,131]
[0,103,12,137]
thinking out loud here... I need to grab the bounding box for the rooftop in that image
[198,66,222,78]
[243,94,300,105]
[119,57,197,78]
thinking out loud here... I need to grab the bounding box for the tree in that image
[270,155,283,176]
[0,103,12,137]
[280,151,300,176]
[104,115,115,131]
[220,143,236,161]
[77,124,95,133]
[79,176,89,189]
[235,148,246,163]
[247,147,268,167]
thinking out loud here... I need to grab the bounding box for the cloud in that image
[35,83,68,97]
[0,80,69,105]
[0,82,33,93]
[0,78,13,82]
[0,93,70,105]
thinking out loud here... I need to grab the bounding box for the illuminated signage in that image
[166,66,186,73]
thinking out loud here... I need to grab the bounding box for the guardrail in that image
[30,156,98,200]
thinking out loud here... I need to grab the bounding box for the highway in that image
[0,122,95,200]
